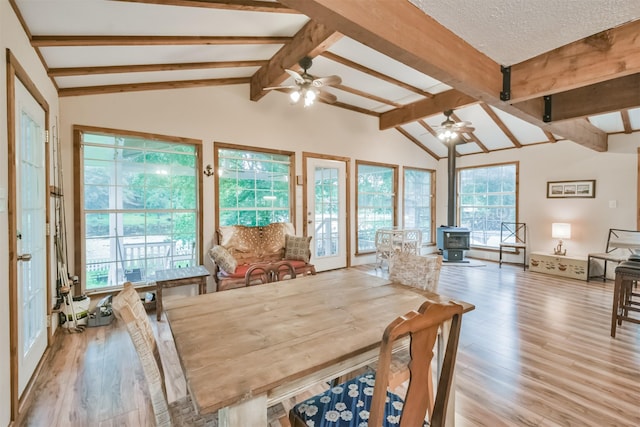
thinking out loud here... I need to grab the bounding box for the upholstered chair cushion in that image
[284,234,312,262]
[209,245,237,274]
[217,222,294,258]
[290,373,427,426]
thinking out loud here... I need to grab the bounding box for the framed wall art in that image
[547,180,596,198]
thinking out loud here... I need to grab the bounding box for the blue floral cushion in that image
[291,373,428,426]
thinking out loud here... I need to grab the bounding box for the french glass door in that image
[15,78,47,396]
[305,157,347,271]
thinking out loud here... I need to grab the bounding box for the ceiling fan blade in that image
[317,90,337,104]
[263,85,297,91]
[312,75,342,87]
[285,69,304,84]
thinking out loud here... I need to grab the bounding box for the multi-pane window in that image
[216,145,293,227]
[458,162,518,248]
[403,168,434,244]
[356,161,398,253]
[78,129,199,290]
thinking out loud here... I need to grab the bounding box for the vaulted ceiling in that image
[11,0,640,159]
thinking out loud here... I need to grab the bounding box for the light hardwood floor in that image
[18,261,640,426]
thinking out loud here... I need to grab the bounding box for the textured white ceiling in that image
[409,0,640,65]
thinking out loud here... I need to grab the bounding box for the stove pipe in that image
[447,143,457,227]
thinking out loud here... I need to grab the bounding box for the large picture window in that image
[458,162,518,248]
[403,167,435,244]
[356,161,398,253]
[75,127,201,291]
[215,143,294,227]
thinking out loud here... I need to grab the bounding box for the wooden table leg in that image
[218,394,267,427]
[611,274,622,337]
[439,318,456,427]
[156,283,163,321]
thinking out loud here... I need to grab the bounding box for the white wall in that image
[1,2,60,424]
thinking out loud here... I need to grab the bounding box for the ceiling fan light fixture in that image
[438,129,458,141]
[289,90,301,103]
[303,88,317,107]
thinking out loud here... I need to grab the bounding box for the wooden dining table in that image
[164,268,474,426]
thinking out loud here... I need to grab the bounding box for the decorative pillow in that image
[284,234,312,262]
[209,245,238,274]
[261,222,295,256]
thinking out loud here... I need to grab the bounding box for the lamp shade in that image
[552,223,571,239]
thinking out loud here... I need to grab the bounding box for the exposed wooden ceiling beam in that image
[544,131,558,143]
[328,101,380,117]
[280,0,607,151]
[49,60,268,77]
[279,0,500,100]
[249,20,341,101]
[417,119,437,138]
[333,84,402,107]
[379,90,477,130]
[451,112,489,153]
[509,20,640,102]
[320,51,433,98]
[395,127,441,160]
[112,0,300,13]
[479,103,522,148]
[621,110,633,134]
[58,77,249,96]
[514,73,640,122]
[31,35,290,47]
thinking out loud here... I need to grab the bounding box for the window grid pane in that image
[403,168,433,244]
[82,132,198,290]
[458,163,517,248]
[357,164,395,252]
[217,148,292,226]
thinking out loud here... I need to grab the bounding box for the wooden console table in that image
[529,252,588,280]
[155,265,210,321]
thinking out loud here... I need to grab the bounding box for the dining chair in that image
[385,251,443,402]
[289,300,464,427]
[112,282,288,426]
[388,250,443,292]
[245,260,297,286]
[499,222,528,271]
[375,229,395,269]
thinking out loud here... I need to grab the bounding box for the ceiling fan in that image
[263,57,341,107]
[435,109,475,142]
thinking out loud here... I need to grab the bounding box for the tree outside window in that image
[216,145,293,227]
[78,129,199,291]
[356,161,398,253]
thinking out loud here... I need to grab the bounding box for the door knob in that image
[18,254,32,262]
[307,220,313,224]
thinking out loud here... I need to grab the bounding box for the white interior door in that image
[15,78,47,396]
[306,158,347,271]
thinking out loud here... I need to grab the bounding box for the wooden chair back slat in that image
[112,282,171,427]
[369,301,463,427]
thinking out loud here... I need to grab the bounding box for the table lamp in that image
[552,223,571,255]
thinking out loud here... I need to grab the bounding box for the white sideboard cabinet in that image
[529,251,588,280]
